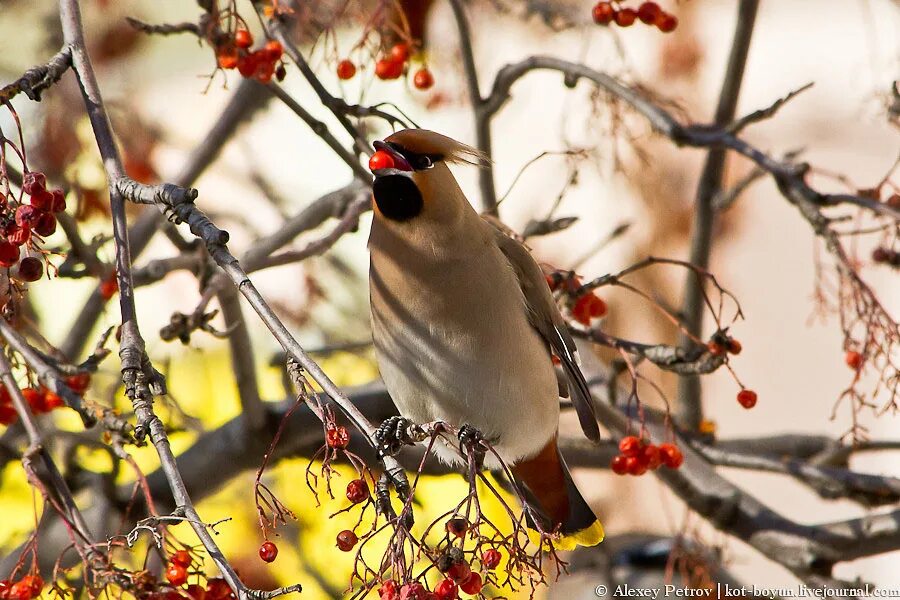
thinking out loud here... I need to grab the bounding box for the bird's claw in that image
[375,416,426,458]
[457,423,488,468]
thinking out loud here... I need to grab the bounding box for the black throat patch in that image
[373,174,424,221]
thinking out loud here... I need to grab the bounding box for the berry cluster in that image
[1,171,67,283]
[215,29,285,84]
[0,574,43,600]
[338,43,435,90]
[373,541,499,599]
[0,375,86,426]
[592,1,678,32]
[610,436,683,476]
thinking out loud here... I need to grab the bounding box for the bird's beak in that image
[373,140,414,176]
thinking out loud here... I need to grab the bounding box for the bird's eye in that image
[415,155,433,170]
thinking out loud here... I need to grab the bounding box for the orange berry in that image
[234,29,253,49]
[845,350,863,371]
[592,1,615,24]
[413,68,434,90]
[737,389,757,409]
[615,8,637,26]
[336,59,356,80]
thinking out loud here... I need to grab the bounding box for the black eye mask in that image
[385,142,443,172]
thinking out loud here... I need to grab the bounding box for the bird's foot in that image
[457,423,488,469]
[374,416,426,458]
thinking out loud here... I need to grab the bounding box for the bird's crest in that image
[384,129,489,167]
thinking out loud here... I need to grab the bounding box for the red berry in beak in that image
[369,150,396,172]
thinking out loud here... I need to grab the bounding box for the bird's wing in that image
[488,224,601,442]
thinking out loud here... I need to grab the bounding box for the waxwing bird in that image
[367,128,604,548]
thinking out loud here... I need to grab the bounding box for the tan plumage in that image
[368,129,603,545]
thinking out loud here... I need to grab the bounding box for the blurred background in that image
[0,0,898,596]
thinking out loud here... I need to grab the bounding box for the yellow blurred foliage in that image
[0,348,537,599]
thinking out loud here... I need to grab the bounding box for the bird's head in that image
[369,129,486,223]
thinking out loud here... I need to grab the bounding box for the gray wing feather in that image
[488,224,601,442]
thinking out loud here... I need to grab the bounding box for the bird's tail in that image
[510,436,604,551]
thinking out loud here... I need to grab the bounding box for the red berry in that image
[217,46,239,70]
[390,43,410,63]
[165,563,187,586]
[659,443,684,469]
[618,435,641,457]
[171,550,192,567]
[625,455,646,476]
[204,580,229,600]
[234,29,253,49]
[615,8,637,26]
[0,241,19,267]
[446,561,471,583]
[237,54,259,78]
[592,2,615,24]
[400,582,427,600]
[346,478,370,504]
[379,580,399,600]
[258,540,278,563]
[100,274,119,300]
[727,339,742,355]
[43,391,63,411]
[587,294,607,318]
[205,579,232,600]
[326,425,350,448]
[17,257,43,282]
[186,584,207,600]
[33,213,57,237]
[7,226,30,246]
[50,189,66,213]
[22,576,42,597]
[610,454,628,475]
[22,172,46,196]
[459,572,482,596]
[445,518,468,538]
[481,549,501,570]
[264,40,283,60]
[845,350,863,371]
[0,405,17,425]
[434,579,458,600]
[375,58,403,80]
[707,341,725,356]
[336,529,358,551]
[737,389,757,409]
[336,59,357,80]
[873,247,890,263]
[275,64,287,81]
[66,373,91,394]
[23,388,46,413]
[15,205,39,228]
[656,12,678,32]
[369,150,396,172]
[9,581,33,600]
[255,59,276,84]
[30,189,54,211]
[413,68,434,90]
[637,2,661,24]
[642,444,662,470]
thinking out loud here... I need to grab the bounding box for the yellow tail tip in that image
[526,520,605,551]
[556,519,605,551]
